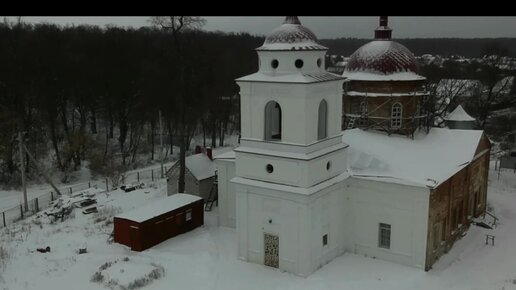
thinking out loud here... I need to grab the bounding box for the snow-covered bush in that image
[91,258,165,290]
[125,264,165,290]
[0,245,9,270]
[91,271,104,283]
[93,206,122,227]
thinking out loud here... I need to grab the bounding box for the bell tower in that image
[231,17,349,276]
[234,16,348,188]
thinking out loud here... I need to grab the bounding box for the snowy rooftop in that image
[445,105,476,122]
[342,71,425,82]
[115,193,202,223]
[256,17,327,51]
[186,153,216,181]
[237,72,344,83]
[346,90,428,97]
[213,150,236,160]
[343,128,484,188]
[345,40,421,76]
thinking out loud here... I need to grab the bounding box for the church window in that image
[317,58,322,68]
[295,59,304,69]
[391,103,402,129]
[266,164,274,173]
[318,100,328,140]
[186,209,192,221]
[323,234,328,246]
[271,59,279,69]
[326,161,331,171]
[265,101,282,141]
[378,223,391,249]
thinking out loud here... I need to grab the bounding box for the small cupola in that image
[374,16,392,40]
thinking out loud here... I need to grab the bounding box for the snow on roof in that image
[231,171,350,196]
[186,153,216,181]
[445,105,476,122]
[236,72,344,83]
[213,150,235,160]
[345,40,420,75]
[343,128,484,188]
[256,20,327,51]
[342,71,425,81]
[115,193,202,223]
[346,90,428,97]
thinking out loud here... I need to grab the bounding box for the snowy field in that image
[1,165,516,290]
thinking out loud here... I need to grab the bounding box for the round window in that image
[317,58,322,68]
[271,59,279,69]
[326,161,331,171]
[295,59,304,69]
[266,164,274,173]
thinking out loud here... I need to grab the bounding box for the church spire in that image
[283,16,301,25]
[374,16,392,40]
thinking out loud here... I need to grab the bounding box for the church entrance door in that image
[264,233,279,268]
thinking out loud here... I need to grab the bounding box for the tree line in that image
[0,18,262,186]
[322,38,516,58]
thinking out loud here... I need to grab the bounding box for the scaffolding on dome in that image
[343,87,432,139]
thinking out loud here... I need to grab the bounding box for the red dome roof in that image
[257,16,327,51]
[345,40,420,75]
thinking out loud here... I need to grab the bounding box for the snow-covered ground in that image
[1,164,516,290]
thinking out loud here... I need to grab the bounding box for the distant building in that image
[445,104,477,129]
[167,149,216,201]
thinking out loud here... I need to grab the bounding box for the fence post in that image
[88,182,91,188]
[20,204,23,218]
[51,191,54,201]
[35,198,39,212]
[69,187,73,195]
[122,175,125,185]
[3,212,5,227]
[137,172,140,182]
[106,178,109,192]
[152,170,154,181]
[164,166,167,175]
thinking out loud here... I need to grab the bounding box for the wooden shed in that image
[114,194,204,251]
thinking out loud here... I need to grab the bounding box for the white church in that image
[214,16,490,276]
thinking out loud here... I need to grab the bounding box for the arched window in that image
[391,102,403,129]
[358,101,368,127]
[318,100,328,140]
[265,101,282,141]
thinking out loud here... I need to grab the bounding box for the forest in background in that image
[0,17,515,188]
[322,38,516,58]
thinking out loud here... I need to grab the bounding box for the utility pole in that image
[18,132,28,212]
[159,110,164,178]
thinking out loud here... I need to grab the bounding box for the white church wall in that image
[305,82,343,140]
[237,81,343,146]
[347,177,430,269]
[234,183,313,276]
[234,147,347,188]
[257,50,326,74]
[215,159,236,228]
[308,182,350,274]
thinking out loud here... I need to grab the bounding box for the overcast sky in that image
[11,16,516,39]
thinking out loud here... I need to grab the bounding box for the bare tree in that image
[149,16,205,193]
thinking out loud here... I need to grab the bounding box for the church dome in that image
[257,16,327,51]
[346,40,419,75]
[343,16,424,81]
